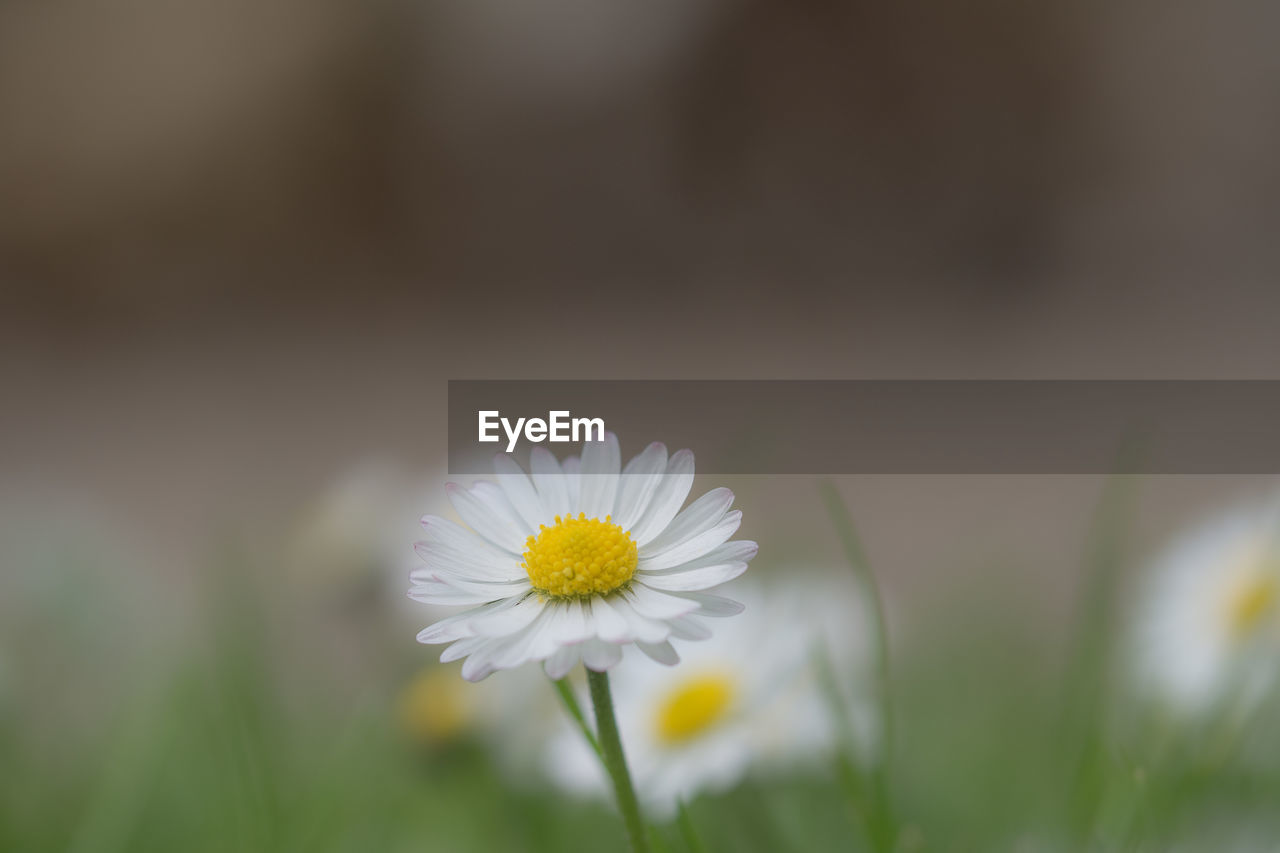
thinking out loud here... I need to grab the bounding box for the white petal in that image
[639,487,734,556]
[544,644,581,679]
[459,609,569,680]
[627,449,695,545]
[494,455,550,530]
[461,649,502,682]
[408,579,504,606]
[521,603,575,662]
[637,562,748,592]
[667,614,712,641]
[551,598,594,646]
[639,511,742,571]
[669,591,745,617]
[578,432,621,520]
[489,609,559,669]
[586,596,634,643]
[440,635,488,662]
[419,515,515,565]
[530,448,571,517]
[467,592,542,636]
[417,619,472,645]
[562,456,582,512]
[581,638,623,672]
[412,573,532,600]
[472,481,535,536]
[637,640,680,666]
[625,583,702,619]
[445,483,526,553]
[613,442,668,531]
[607,595,673,644]
[415,598,518,644]
[413,540,523,583]
[649,540,758,574]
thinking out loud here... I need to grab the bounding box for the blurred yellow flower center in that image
[523,513,638,598]
[1226,573,1278,638]
[399,668,471,744]
[655,674,736,744]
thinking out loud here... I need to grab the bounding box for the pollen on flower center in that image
[1226,573,1278,638]
[655,674,737,744]
[523,513,638,599]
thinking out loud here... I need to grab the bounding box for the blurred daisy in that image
[411,434,757,681]
[281,461,452,688]
[1130,498,1280,717]
[286,461,440,597]
[399,666,475,745]
[545,577,874,817]
[397,662,562,772]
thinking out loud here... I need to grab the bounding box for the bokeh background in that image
[4,1,1280,849]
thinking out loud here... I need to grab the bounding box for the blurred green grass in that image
[4,487,1280,852]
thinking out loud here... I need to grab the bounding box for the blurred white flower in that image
[285,460,468,640]
[280,461,452,687]
[545,576,874,817]
[286,461,436,593]
[411,435,757,681]
[1129,497,1280,717]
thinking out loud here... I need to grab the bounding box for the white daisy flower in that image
[410,434,757,682]
[1129,497,1280,717]
[545,577,874,817]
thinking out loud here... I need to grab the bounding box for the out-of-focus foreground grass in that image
[3,480,1280,852]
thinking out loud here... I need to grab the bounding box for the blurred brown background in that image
[3,0,1280,610]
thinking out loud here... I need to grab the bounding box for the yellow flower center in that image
[522,513,638,598]
[655,674,737,745]
[399,668,471,744]
[1226,573,1278,638]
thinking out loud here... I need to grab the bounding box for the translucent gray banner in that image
[448,380,1280,474]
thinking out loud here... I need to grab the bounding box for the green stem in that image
[813,641,870,829]
[1061,472,1137,839]
[587,668,651,853]
[675,800,708,853]
[551,677,602,759]
[647,828,674,853]
[820,480,897,853]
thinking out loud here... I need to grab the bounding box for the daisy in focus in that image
[545,577,875,817]
[1129,498,1280,718]
[410,435,757,681]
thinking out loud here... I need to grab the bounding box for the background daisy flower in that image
[410,434,757,681]
[1129,497,1280,717]
[285,460,436,597]
[545,576,875,817]
[397,661,561,776]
